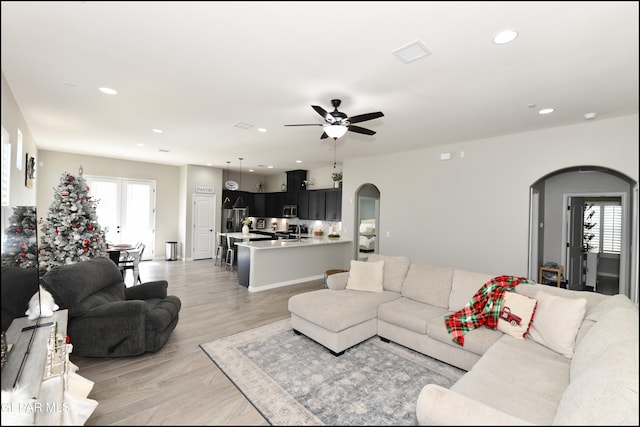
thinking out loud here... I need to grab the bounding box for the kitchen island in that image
[235,237,352,292]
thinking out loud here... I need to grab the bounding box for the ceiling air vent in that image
[234,122,253,129]
[393,40,431,64]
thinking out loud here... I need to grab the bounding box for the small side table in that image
[539,265,564,287]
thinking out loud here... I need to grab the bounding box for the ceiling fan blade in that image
[284,123,323,127]
[320,132,329,139]
[312,105,334,123]
[348,111,384,124]
[347,125,376,136]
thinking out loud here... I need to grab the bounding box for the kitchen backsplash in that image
[250,217,342,235]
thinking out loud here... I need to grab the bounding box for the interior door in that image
[567,196,585,289]
[192,194,215,260]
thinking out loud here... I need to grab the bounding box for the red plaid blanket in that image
[444,275,534,346]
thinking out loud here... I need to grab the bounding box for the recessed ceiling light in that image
[257,128,267,133]
[296,160,302,163]
[268,165,274,169]
[137,143,144,147]
[493,29,518,45]
[538,108,554,115]
[152,129,163,133]
[584,112,598,120]
[98,87,118,95]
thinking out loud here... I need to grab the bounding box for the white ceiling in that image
[1,1,638,176]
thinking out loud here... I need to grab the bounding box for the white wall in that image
[1,73,38,207]
[342,114,639,280]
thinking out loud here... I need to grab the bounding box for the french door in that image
[86,176,156,260]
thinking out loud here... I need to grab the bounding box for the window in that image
[1,126,10,207]
[16,128,23,171]
[584,201,622,254]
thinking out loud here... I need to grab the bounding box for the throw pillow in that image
[366,254,410,292]
[527,290,587,358]
[496,291,537,340]
[345,260,384,293]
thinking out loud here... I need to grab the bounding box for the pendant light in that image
[222,161,233,208]
[233,157,247,208]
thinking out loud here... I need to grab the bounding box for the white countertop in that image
[236,237,351,250]
[221,232,273,239]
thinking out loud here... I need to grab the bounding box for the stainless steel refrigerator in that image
[222,207,248,232]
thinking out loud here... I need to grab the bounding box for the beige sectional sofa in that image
[287,254,639,425]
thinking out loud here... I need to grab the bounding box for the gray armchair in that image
[1,266,39,332]
[41,257,181,357]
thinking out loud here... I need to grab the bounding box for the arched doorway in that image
[354,183,380,261]
[529,166,638,301]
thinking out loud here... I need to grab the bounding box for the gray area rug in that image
[200,318,465,426]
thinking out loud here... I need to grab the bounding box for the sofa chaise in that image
[288,254,639,425]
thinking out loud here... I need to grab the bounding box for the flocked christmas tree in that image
[38,166,108,273]
[1,206,38,268]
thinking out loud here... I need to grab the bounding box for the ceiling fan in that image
[284,99,384,139]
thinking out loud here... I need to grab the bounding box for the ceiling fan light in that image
[324,125,348,139]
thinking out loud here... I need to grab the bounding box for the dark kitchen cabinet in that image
[307,190,326,220]
[265,192,280,217]
[287,170,308,192]
[300,189,341,220]
[252,193,266,217]
[325,189,342,221]
[280,191,299,206]
[262,191,299,217]
[298,191,309,219]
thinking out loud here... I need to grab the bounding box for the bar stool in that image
[225,234,235,271]
[214,232,226,266]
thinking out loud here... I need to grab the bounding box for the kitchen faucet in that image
[296,224,301,241]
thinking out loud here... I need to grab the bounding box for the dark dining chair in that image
[108,250,121,265]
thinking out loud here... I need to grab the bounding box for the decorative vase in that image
[334,181,340,189]
[242,225,250,236]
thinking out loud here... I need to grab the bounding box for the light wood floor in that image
[72,259,324,426]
